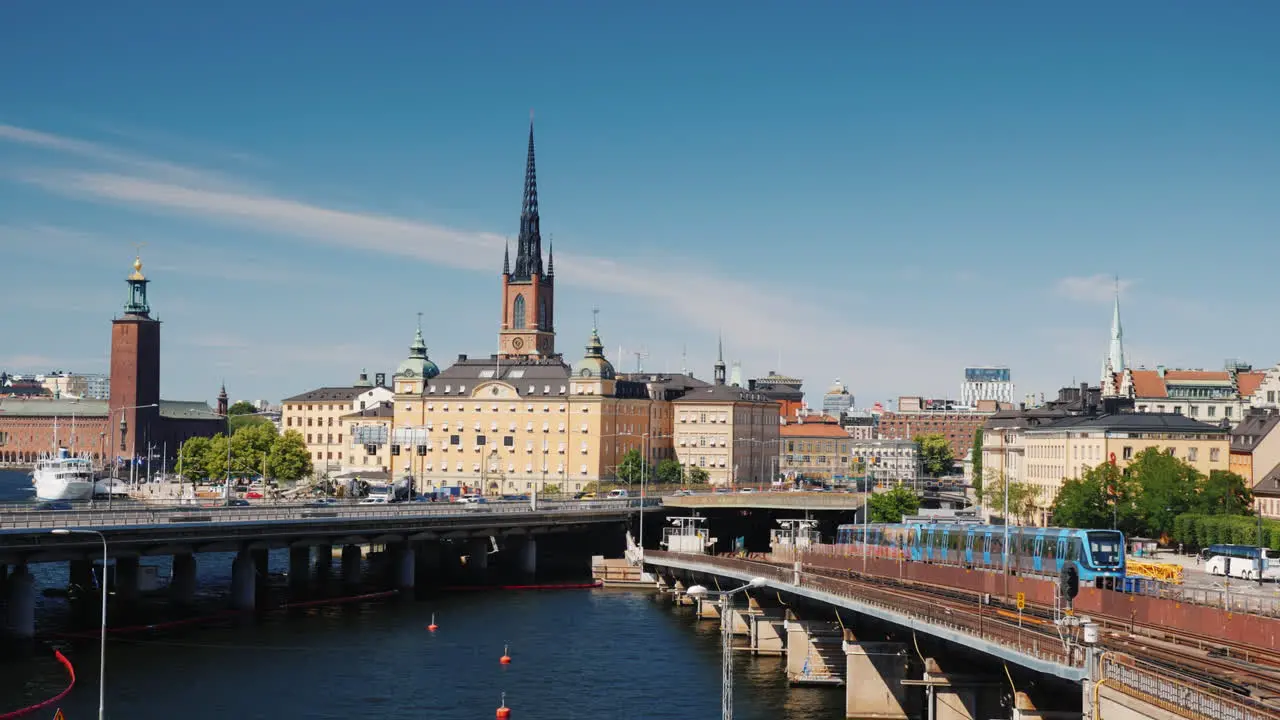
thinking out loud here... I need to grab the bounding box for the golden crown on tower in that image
[128,255,146,281]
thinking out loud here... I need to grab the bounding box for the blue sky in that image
[2,2,1278,408]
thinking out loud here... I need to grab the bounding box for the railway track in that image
[785,558,1280,704]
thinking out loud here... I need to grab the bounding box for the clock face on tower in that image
[512,337,524,351]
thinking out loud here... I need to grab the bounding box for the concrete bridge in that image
[644,550,1279,720]
[0,498,646,637]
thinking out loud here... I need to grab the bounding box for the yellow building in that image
[281,371,393,476]
[339,401,395,474]
[779,414,851,483]
[669,347,779,487]
[1024,412,1230,525]
[390,321,678,494]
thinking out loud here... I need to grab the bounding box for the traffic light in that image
[1059,565,1079,602]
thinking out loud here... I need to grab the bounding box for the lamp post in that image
[687,577,769,720]
[110,403,158,510]
[51,528,108,720]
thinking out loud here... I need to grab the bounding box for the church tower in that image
[499,118,556,359]
[109,254,161,463]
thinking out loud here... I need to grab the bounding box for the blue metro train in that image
[835,523,1127,590]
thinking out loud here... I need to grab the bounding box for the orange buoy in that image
[499,644,512,664]
[427,613,438,632]
[496,692,511,718]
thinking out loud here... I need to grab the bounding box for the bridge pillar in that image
[5,565,35,638]
[785,615,846,685]
[289,546,310,595]
[69,559,95,592]
[115,556,140,603]
[314,544,332,580]
[396,545,416,590]
[844,636,909,719]
[416,542,442,585]
[231,551,256,610]
[169,554,197,606]
[466,538,489,576]
[341,545,362,587]
[518,538,536,576]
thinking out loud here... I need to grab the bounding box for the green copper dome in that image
[573,327,615,380]
[395,325,439,380]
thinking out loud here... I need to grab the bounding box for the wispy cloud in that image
[1054,274,1133,304]
[5,123,935,394]
[0,124,239,189]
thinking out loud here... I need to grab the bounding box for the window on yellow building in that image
[1210,448,1220,462]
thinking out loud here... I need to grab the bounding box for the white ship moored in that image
[32,448,96,501]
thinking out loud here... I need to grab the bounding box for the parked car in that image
[224,499,250,507]
[35,501,73,511]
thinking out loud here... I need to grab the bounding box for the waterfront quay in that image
[0,498,649,638]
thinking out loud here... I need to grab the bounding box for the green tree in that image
[867,485,921,523]
[1051,463,1121,529]
[1194,470,1253,516]
[267,430,312,481]
[688,466,710,484]
[656,458,684,485]
[1128,448,1201,538]
[915,434,955,476]
[177,436,213,480]
[231,422,278,475]
[971,428,984,497]
[542,483,561,495]
[227,400,258,415]
[984,473,1038,524]
[202,433,230,482]
[616,449,646,487]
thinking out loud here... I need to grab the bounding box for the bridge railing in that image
[645,550,1077,668]
[0,498,647,531]
[1100,653,1276,720]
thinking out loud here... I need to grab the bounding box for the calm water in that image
[0,470,846,719]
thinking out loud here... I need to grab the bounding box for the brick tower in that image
[108,255,161,464]
[499,118,556,359]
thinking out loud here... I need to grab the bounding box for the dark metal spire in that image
[714,333,727,386]
[503,239,510,275]
[547,235,554,277]
[512,116,543,280]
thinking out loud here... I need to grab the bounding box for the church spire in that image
[547,235,554,277]
[503,239,510,276]
[714,333,727,386]
[1105,276,1126,378]
[511,115,543,280]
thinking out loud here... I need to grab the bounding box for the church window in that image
[513,295,526,329]
[538,296,548,329]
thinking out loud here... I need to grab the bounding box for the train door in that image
[1055,535,1069,573]
[924,527,935,563]
[964,529,974,567]
[1032,533,1045,574]
[981,530,992,568]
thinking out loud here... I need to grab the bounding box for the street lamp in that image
[109,403,158,509]
[687,577,769,720]
[51,528,108,720]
